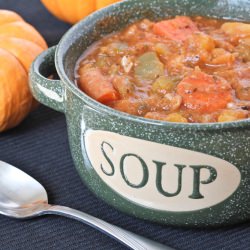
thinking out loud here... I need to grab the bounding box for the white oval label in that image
[83,130,241,212]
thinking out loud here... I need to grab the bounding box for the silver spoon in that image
[0,161,173,250]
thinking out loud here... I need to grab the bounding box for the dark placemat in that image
[0,1,250,249]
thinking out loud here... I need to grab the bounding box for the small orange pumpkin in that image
[41,0,120,24]
[0,10,47,132]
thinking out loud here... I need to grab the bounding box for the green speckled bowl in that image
[29,0,250,227]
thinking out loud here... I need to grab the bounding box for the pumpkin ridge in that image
[0,21,47,49]
[0,48,30,132]
[0,37,43,73]
[0,10,23,25]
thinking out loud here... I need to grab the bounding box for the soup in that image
[75,16,250,123]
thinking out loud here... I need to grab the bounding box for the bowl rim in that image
[55,0,250,130]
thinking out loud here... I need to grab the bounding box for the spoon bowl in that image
[0,160,171,250]
[0,161,48,218]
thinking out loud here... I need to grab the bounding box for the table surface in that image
[0,1,250,250]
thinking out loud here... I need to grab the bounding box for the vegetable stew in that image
[75,16,250,123]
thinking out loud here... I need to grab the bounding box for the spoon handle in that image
[44,205,173,250]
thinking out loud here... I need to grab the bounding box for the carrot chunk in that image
[177,71,233,113]
[109,99,146,116]
[78,67,119,103]
[153,16,198,41]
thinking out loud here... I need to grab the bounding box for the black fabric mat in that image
[0,1,250,249]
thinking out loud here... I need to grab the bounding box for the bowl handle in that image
[29,46,65,113]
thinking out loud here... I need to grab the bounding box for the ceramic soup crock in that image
[29,0,250,227]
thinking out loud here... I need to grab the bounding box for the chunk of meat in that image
[145,112,188,123]
[112,76,134,99]
[146,94,182,112]
[235,66,250,100]
[109,99,147,116]
[110,93,182,116]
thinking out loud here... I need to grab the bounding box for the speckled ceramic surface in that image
[30,0,250,227]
